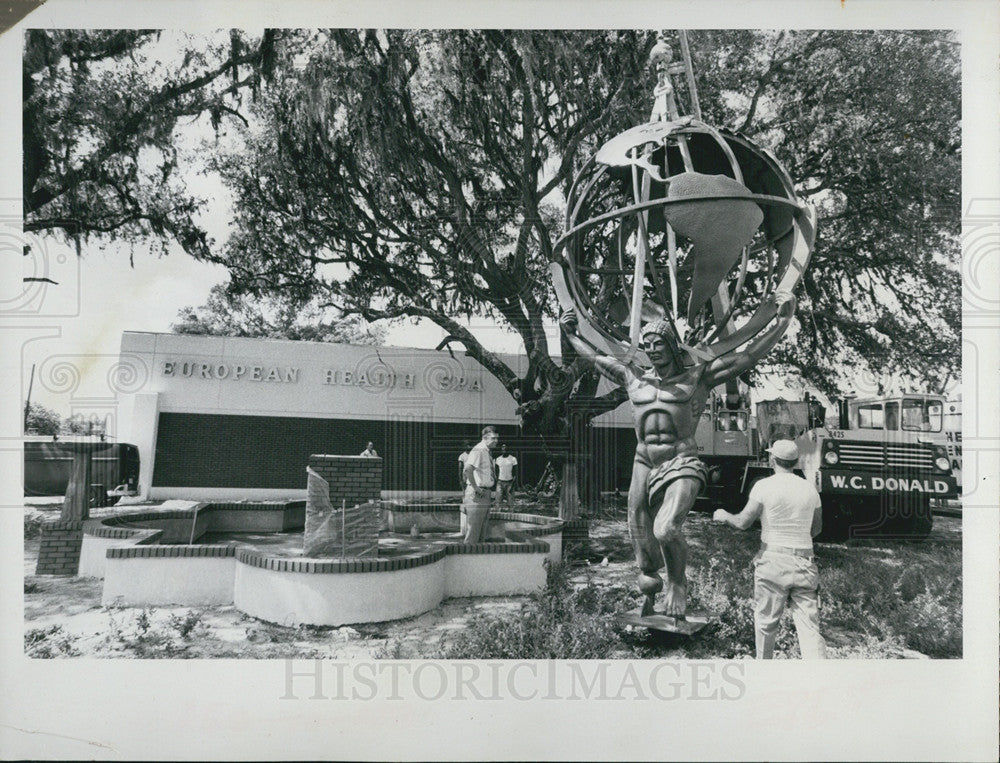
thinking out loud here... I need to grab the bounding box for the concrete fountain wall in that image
[79,455,566,626]
[82,502,564,626]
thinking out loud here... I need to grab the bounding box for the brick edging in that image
[107,535,552,571]
[40,519,84,531]
[106,545,236,559]
[89,497,558,573]
[235,546,447,573]
[234,536,550,574]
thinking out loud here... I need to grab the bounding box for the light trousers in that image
[461,485,492,544]
[753,549,827,659]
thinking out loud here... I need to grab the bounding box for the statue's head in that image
[641,320,684,372]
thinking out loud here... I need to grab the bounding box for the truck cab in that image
[745,394,956,540]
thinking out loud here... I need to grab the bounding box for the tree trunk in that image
[62,450,92,522]
[558,459,580,520]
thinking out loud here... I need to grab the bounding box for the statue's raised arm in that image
[703,292,797,388]
[545,32,815,630]
[559,309,634,388]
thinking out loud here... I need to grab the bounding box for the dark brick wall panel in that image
[152,413,638,493]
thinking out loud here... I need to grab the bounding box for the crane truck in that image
[736,393,957,540]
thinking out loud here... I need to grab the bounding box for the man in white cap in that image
[713,438,827,659]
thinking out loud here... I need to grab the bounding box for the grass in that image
[818,534,962,658]
[437,514,962,660]
[22,509,962,659]
[438,561,630,659]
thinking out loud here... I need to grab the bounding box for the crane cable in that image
[678,30,702,120]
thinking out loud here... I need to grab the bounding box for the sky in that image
[14,232,550,417]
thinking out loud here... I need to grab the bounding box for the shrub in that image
[169,610,205,639]
[102,608,183,657]
[892,592,962,658]
[439,562,627,659]
[24,516,44,540]
[25,625,79,658]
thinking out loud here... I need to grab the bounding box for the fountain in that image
[78,454,565,626]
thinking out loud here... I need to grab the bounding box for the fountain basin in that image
[82,501,565,626]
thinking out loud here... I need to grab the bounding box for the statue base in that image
[621,607,717,635]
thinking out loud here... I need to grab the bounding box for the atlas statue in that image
[551,32,815,623]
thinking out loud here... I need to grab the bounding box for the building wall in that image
[116,331,637,499]
[151,412,637,496]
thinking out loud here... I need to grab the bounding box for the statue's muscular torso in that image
[627,365,711,467]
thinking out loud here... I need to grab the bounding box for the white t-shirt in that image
[465,443,495,488]
[495,455,518,481]
[748,472,821,549]
[458,451,470,466]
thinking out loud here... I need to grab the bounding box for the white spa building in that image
[114,331,637,501]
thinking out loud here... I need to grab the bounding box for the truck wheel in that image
[895,497,933,542]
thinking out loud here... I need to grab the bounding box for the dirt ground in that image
[22,501,961,659]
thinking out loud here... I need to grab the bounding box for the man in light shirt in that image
[457,442,472,489]
[462,426,499,544]
[713,439,827,659]
[457,441,473,535]
[494,444,518,509]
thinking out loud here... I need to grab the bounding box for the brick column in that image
[35,520,84,575]
[304,455,383,558]
[307,455,383,507]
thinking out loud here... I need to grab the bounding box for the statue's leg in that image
[627,459,664,616]
[652,477,701,616]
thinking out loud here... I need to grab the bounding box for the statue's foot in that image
[662,581,687,618]
[637,573,663,618]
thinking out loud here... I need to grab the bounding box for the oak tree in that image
[25,29,960,513]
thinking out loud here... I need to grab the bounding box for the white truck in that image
[740,394,957,540]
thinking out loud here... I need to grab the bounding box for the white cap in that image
[766,439,799,461]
